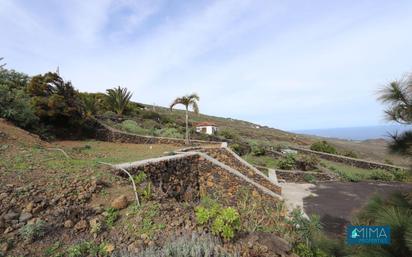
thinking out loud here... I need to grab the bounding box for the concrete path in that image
[281,183,316,216]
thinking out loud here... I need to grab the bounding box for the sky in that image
[1,0,412,131]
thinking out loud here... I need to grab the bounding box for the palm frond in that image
[378,80,410,105]
[388,131,412,155]
[190,101,199,114]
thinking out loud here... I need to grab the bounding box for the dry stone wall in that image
[290,147,405,171]
[200,148,282,195]
[93,119,222,146]
[276,170,335,183]
[115,151,282,205]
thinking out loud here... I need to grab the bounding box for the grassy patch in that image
[243,154,279,169]
[322,160,410,182]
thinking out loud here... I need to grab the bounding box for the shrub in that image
[66,241,109,257]
[104,207,119,227]
[121,120,149,135]
[310,141,337,154]
[277,154,296,170]
[229,142,251,156]
[141,110,161,121]
[296,155,320,171]
[384,159,394,165]
[0,84,39,129]
[369,170,395,181]
[19,221,47,242]
[27,72,85,137]
[102,111,117,119]
[250,142,266,156]
[303,174,316,183]
[140,119,161,130]
[392,169,408,181]
[218,129,239,140]
[195,198,240,240]
[130,234,237,257]
[341,150,358,158]
[159,127,183,138]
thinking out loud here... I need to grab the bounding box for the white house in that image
[194,122,217,135]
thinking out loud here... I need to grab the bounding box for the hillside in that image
[111,103,409,167]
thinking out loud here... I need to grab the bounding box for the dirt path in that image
[303,181,412,236]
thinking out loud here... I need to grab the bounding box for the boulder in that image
[111,195,129,210]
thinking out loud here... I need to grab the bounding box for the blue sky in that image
[1,0,412,130]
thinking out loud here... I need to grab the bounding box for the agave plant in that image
[170,93,199,144]
[106,86,133,115]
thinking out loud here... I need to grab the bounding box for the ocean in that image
[293,124,412,141]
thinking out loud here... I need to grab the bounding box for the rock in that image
[111,195,129,210]
[0,218,4,228]
[3,227,13,234]
[0,192,8,201]
[0,242,8,253]
[104,244,115,253]
[64,220,74,228]
[4,211,19,221]
[74,220,88,231]
[24,202,34,213]
[19,213,32,223]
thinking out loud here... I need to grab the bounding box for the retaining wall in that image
[289,147,405,171]
[114,152,282,205]
[93,119,223,146]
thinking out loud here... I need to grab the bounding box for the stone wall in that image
[200,148,282,195]
[93,119,223,147]
[275,170,335,183]
[289,147,405,171]
[114,151,282,205]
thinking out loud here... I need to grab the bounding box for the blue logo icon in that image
[347,226,390,245]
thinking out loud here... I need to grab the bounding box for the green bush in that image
[104,207,119,227]
[0,84,39,129]
[195,198,240,240]
[19,221,47,242]
[392,169,408,181]
[310,141,337,154]
[66,241,109,257]
[158,127,183,138]
[217,129,239,140]
[102,111,117,119]
[303,174,316,183]
[251,142,266,156]
[277,154,297,170]
[121,120,149,135]
[369,170,395,181]
[296,155,320,171]
[341,150,358,158]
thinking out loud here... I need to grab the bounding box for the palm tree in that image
[170,93,199,144]
[378,77,412,155]
[106,86,133,115]
[0,57,6,69]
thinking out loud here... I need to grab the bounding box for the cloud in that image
[1,0,412,130]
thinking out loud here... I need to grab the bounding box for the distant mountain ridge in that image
[294,124,412,141]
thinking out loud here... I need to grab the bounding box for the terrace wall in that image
[289,147,405,171]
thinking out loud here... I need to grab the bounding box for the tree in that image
[106,86,133,115]
[0,57,6,69]
[352,192,412,257]
[378,76,412,155]
[170,93,199,144]
[27,72,84,137]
